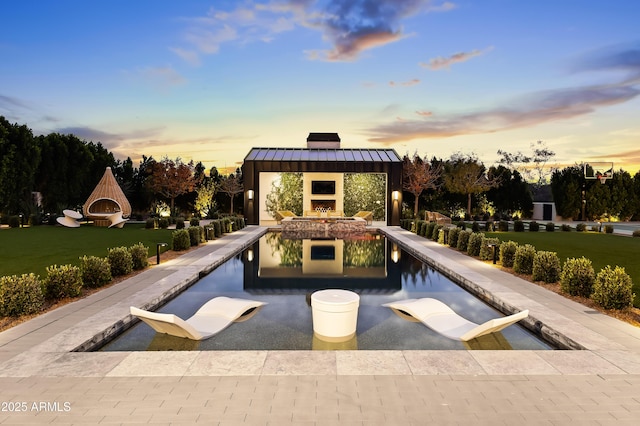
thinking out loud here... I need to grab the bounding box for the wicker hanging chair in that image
[83,167,132,225]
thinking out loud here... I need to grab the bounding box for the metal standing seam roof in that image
[244,148,402,163]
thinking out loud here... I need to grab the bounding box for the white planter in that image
[311,289,360,342]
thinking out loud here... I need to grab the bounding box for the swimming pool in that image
[99,232,553,351]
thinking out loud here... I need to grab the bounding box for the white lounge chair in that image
[383,298,528,342]
[130,297,266,340]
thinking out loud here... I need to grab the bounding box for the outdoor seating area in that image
[56,209,83,228]
[425,211,452,225]
[83,166,132,227]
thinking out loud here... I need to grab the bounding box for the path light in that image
[487,242,498,264]
[156,242,168,265]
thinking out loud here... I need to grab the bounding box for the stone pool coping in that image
[1,225,640,378]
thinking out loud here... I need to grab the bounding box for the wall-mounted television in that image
[311,180,335,195]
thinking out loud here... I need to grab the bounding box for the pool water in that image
[99,233,553,351]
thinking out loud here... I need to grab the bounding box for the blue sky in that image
[2,0,640,175]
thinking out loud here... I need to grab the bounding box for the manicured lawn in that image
[0,224,175,278]
[485,230,640,307]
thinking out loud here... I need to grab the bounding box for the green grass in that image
[0,224,175,278]
[485,230,640,307]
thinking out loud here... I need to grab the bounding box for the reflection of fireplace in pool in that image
[311,200,336,211]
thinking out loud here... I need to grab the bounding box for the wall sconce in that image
[247,190,254,200]
[392,190,400,201]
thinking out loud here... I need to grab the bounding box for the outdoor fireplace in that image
[311,200,336,211]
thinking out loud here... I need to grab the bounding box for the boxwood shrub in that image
[479,237,500,262]
[44,264,83,300]
[532,251,561,283]
[172,229,191,251]
[529,221,540,232]
[80,255,112,289]
[467,232,484,257]
[605,224,614,234]
[431,224,441,241]
[190,218,200,226]
[591,266,635,310]
[514,220,525,232]
[499,241,518,268]
[145,218,155,229]
[545,222,555,232]
[129,243,149,270]
[513,244,536,275]
[561,224,571,232]
[108,246,133,276]
[188,226,204,246]
[447,227,461,247]
[158,218,169,229]
[498,220,509,232]
[560,257,595,298]
[176,218,185,229]
[471,221,480,232]
[456,230,471,252]
[576,223,587,232]
[0,273,44,317]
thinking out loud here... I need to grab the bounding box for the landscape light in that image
[156,242,168,265]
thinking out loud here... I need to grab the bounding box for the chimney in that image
[306,132,340,149]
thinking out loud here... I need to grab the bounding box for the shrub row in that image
[0,243,149,317]
[406,223,635,311]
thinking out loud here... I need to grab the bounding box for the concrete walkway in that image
[1,225,640,425]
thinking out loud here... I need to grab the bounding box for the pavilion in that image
[242,133,403,226]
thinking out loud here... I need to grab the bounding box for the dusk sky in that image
[2,0,640,175]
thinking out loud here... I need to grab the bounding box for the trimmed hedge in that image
[514,220,525,232]
[172,229,191,251]
[591,266,635,310]
[456,230,471,252]
[44,264,83,300]
[129,243,149,270]
[532,251,561,283]
[560,257,595,298]
[447,227,461,248]
[188,226,204,246]
[80,255,112,289]
[499,241,518,268]
[467,232,484,257]
[529,221,540,232]
[513,244,536,275]
[0,273,44,317]
[108,246,133,277]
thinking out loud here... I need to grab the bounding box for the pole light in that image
[156,242,168,265]
[487,243,498,264]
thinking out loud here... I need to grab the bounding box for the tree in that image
[195,180,217,218]
[265,173,303,217]
[497,140,555,187]
[486,165,533,218]
[218,174,243,214]
[444,153,497,216]
[550,165,583,219]
[147,157,200,215]
[402,152,443,218]
[0,116,40,214]
[343,173,386,219]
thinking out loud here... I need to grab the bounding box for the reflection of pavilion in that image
[243,235,401,293]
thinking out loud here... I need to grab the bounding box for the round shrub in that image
[467,232,485,257]
[456,230,471,252]
[176,218,185,229]
[499,241,518,268]
[431,224,441,241]
[545,222,555,232]
[80,256,112,289]
[561,224,571,232]
[591,266,635,310]
[605,224,614,234]
[479,237,500,262]
[108,246,133,277]
[145,218,155,229]
[188,226,204,246]
[498,220,509,232]
[633,229,640,238]
[576,223,587,232]
[560,257,595,298]
[212,220,222,237]
[158,218,169,229]
[529,221,540,232]
[8,215,21,228]
[532,251,561,283]
[471,221,480,232]
[190,218,200,226]
[172,229,191,251]
[513,244,536,275]
[448,227,461,247]
[129,243,149,270]
[0,273,44,317]
[44,264,83,300]
[425,222,436,238]
[514,220,525,232]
